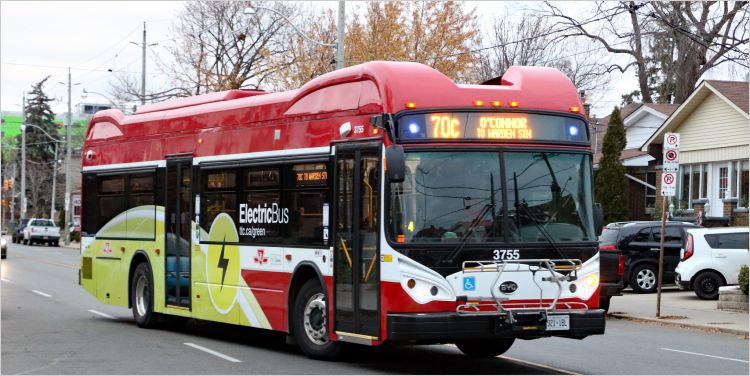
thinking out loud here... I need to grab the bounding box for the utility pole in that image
[130,22,154,105]
[141,22,146,105]
[50,141,58,221]
[336,1,345,70]
[63,67,72,245]
[10,164,16,223]
[20,93,27,220]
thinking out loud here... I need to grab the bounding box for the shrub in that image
[739,266,749,295]
[70,230,81,243]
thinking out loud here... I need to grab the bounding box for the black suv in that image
[11,218,30,244]
[599,221,699,293]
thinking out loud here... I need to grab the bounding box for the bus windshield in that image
[388,151,595,244]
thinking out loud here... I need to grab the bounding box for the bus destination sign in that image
[398,112,587,143]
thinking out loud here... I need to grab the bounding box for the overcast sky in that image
[1,1,744,120]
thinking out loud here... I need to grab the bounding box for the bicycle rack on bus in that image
[455,259,588,324]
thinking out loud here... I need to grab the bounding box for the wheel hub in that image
[135,274,149,317]
[636,269,656,290]
[303,293,328,345]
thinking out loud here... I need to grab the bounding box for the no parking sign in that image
[661,133,680,196]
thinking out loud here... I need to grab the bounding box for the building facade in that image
[643,80,749,226]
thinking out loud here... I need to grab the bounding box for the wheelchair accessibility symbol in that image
[463,276,476,291]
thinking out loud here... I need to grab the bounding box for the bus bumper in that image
[387,310,605,343]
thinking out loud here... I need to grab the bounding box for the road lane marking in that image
[660,348,749,363]
[32,289,52,298]
[13,254,78,270]
[501,355,580,375]
[88,309,116,319]
[184,343,242,363]
[1,278,12,283]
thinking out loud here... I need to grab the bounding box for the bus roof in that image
[87,61,583,140]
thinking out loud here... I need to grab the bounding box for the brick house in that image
[591,103,678,220]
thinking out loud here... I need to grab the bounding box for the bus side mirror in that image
[594,203,603,236]
[385,145,405,183]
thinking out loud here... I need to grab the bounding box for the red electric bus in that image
[80,61,605,359]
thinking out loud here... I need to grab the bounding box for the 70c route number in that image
[493,249,520,260]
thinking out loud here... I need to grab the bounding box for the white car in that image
[675,227,749,300]
[22,218,61,247]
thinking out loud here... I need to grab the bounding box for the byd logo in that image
[499,281,518,294]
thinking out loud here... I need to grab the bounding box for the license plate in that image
[43,236,49,240]
[546,315,570,331]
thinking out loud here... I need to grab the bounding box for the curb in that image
[608,313,749,337]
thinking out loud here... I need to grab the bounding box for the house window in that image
[677,164,709,209]
[645,171,656,213]
[719,167,729,199]
[731,160,749,208]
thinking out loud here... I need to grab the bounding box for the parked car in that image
[22,218,61,247]
[1,237,6,259]
[11,218,30,244]
[675,227,749,300]
[598,221,699,293]
[597,223,626,311]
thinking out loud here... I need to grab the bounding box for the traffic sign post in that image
[657,132,679,317]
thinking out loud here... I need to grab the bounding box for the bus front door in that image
[333,144,381,342]
[165,158,192,308]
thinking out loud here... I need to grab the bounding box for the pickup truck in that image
[23,218,61,246]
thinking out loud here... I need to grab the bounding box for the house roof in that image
[593,148,651,166]
[641,80,749,150]
[641,103,679,116]
[705,80,749,113]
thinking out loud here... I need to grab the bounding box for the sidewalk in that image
[609,287,749,337]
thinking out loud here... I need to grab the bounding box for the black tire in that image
[630,264,658,293]
[292,279,340,359]
[456,338,515,358]
[599,296,611,313]
[131,262,160,328]
[693,271,722,300]
[23,238,29,245]
[12,236,16,244]
[53,240,59,247]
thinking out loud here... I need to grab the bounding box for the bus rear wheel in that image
[131,262,159,328]
[292,279,340,359]
[456,338,515,358]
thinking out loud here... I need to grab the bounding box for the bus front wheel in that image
[131,262,159,328]
[292,279,341,359]
[456,338,515,358]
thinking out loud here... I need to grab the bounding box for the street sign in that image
[661,171,677,196]
[664,132,680,150]
[663,148,679,172]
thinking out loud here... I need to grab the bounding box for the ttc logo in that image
[463,276,476,291]
[254,249,269,265]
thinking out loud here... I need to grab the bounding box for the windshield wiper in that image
[513,171,567,261]
[441,203,494,265]
[515,201,567,260]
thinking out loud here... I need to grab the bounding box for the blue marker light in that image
[568,125,579,137]
[409,123,420,134]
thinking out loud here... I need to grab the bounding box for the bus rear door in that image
[165,157,192,308]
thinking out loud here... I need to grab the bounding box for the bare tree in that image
[648,1,748,102]
[25,161,53,218]
[110,1,298,102]
[269,8,338,91]
[475,12,611,96]
[543,1,748,103]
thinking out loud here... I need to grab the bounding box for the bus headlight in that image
[397,256,455,304]
[573,272,599,300]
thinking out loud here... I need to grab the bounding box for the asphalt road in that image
[2,242,748,375]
